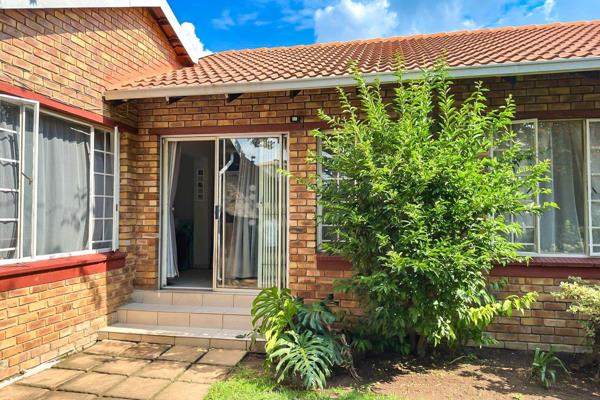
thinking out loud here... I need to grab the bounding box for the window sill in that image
[316,254,600,278]
[0,251,127,281]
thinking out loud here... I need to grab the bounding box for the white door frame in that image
[158,133,289,292]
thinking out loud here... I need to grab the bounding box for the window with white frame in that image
[316,139,344,246]
[316,119,600,256]
[0,94,118,263]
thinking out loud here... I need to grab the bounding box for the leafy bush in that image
[554,277,600,377]
[531,347,568,388]
[251,287,355,389]
[306,65,549,355]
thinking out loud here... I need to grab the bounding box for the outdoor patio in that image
[0,340,247,400]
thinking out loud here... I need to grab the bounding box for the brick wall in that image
[0,7,183,124]
[125,71,600,351]
[0,6,182,380]
[0,263,133,380]
[488,277,594,353]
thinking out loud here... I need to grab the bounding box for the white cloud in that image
[212,10,235,30]
[314,0,398,42]
[180,22,212,60]
[543,0,556,21]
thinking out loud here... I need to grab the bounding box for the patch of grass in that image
[205,367,397,400]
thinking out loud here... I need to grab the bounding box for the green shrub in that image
[251,287,355,389]
[554,277,600,377]
[531,347,568,388]
[305,65,549,355]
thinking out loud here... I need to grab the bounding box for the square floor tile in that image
[154,381,211,400]
[177,364,230,384]
[159,345,206,363]
[0,385,47,400]
[119,343,171,360]
[198,349,246,366]
[104,376,170,400]
[93,358,150,375]
[19,369,83,390]
[84,340,134,356]
[58,372,125,395]
[134,361,189,380]
[55,354,109,371]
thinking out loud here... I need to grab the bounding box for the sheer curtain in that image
[166,142,181,278]
[539,121,585,254]
[226,148,259,280]
[37,114,90,255]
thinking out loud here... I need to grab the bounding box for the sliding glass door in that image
[214,136,286,290]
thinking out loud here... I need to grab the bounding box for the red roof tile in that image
[111,21,600,91]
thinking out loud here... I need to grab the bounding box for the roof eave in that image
[104,56,600,101]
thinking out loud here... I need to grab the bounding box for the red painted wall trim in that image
[151,122,329,136]
[0,82,137,133]
[0,251,127,292]
[316,254,600,279]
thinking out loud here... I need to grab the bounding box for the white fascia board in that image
[104,56,600,101]
[0,0,196,61]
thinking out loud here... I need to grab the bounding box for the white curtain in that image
[539,121,585,254]
[166,142,181,278]
[226,151,259,280]
[37,114,90,255]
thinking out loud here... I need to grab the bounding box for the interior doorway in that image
[165,140,215,289]
[160,135,288,291]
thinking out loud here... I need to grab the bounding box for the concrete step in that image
[117,302,253,330]
[98,323,264,352]
[132,289,256,309]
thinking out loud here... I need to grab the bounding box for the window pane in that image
[106,154,114,174]
[0,100,20,259]
[0,221,17,255]
[94,152,104,173]
[94,130,105,151]
[92,129,115,250]
[105,176,114,196]
[94,173,104,195]
[590,121,600,254]
[0,192,18,219]
[0,101,20,132]
[538,121,585,254]
[36,114,90,255]
[105,198,113,218]
[103,220,113,241]
[93,196,104,218]
[93,220,103,241]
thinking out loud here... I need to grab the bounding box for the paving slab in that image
[58,372,126,395]
[55,354,110,371]
[198,349,246,366]
[158,345,206,363]
[0,384,48,400]
[18,368,83,390]
[119,343,171,360]
[154,381,211,400]
[134,360,189,380]
[93,358,150,376]
[177,364,230,384]
[104,376,171,400]
[84,340,134,356]
[41,392,97,400]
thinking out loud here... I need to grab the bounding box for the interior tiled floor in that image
[0,340,247,400]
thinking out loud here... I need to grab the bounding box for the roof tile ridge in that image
[200,20,600,56]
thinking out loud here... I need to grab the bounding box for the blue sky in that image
[172,0,600,59]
